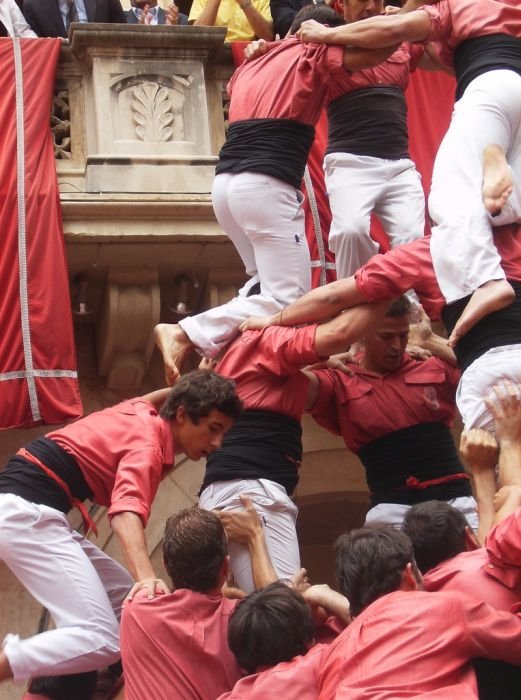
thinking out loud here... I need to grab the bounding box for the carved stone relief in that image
[52,88,71,159]
[112,73,192,145]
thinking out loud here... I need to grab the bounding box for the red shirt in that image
[355,228,521,320]
[426,507,521,608]
[47,399,175,525]
[318,589,521,699]
[312,356,460,453]
[327,42,423,103]
[121,589,243,700]
[228,38,346,126]
[216,325,320,421]
[218,644,327,700]
[421,0,521,68]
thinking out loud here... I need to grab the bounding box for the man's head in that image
[336,526,422,617]
[290,4,345,34]
[344,0,383,23]
[228,582,314,672]
[160,369,242,460]
[163,507,228,593]
[361,296,411,374]
[402,501,478,574]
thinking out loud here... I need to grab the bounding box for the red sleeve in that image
[419,2,451,44]
[355,238,445,321]
[310,370,342,436]
[253,325,322,376]
[107,447,163,526]
[459,593,521,665]
[486,508,521,571]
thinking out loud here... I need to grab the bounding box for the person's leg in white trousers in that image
[429,70,521,303]
[199,479,300,593]
[0,495,132,682]
[180,172,311,357]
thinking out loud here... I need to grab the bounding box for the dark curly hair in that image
[160,369,242,424]
[228,582,314,672]
[336,526,419,617]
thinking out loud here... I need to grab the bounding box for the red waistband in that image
[405,473,470,490]
[17,447,98,537]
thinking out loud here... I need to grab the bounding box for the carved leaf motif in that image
[131,83,174,142]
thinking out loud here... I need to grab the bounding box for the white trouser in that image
[429,70,521,303]
[0,494,133,682]
[199,478,300,593]
[365,496,478,531]
[324,153,425,279]
[457,344,521,433]
[180,172,311,357]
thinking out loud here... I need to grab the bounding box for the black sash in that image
[216,118,315,189]
[202,409,302,496]
[358,423,470,506]
[454,34,521,100]
[327,86,409,160]
[0,437,92,512]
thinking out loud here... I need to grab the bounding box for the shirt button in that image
[488,564,494,569]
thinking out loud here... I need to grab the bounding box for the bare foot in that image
[483,144,513,216]
[448,279,515,347]
[154,323,193,385]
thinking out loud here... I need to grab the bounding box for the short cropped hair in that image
[163,507,228,592]
[336,526,417,617]
[228,582,314,672]
[402,501,469,574]
[160,369,242,424]
[289,4,345,34]
[385,295,411,318]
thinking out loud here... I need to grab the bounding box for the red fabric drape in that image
[0,38,82,429]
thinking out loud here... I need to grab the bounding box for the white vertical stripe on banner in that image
[13,38,41,422]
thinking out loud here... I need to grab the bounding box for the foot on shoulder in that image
[448,279,515,347]
[154,323,194,386]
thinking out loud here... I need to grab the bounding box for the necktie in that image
[67,0,79,29]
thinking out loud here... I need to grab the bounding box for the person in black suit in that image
[125,0,188,25]
[23,0,127,38]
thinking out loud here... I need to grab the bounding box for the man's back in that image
[121,589,243,700]
[318,589,521,699]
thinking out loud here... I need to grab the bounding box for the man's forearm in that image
[275,277,368,328]
[420,332,457,365]
[248,524,278,588]
[314,302,388,357]
[240,3,273,40]
[314,12,431,48]
[111,511,156,581]
[472,469,497,544]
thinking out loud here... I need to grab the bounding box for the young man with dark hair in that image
[220,580,350,699]
[228,582,314,673]
[318,524,521,699]
[120,507,244,700]
[306,297,476,527]
[0,370,240,690]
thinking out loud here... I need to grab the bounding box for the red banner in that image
[0,38,82,429]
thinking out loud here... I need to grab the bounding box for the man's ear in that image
[464,526,480,551]
[175,405,187,424]
[400,562,421,591]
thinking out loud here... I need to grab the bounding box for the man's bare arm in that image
[192,0,222,28]
[407,307,457,365]
[460,429,499,544]
[238,1,273,40]
[298,11,432,49]
[240,276,370,331]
